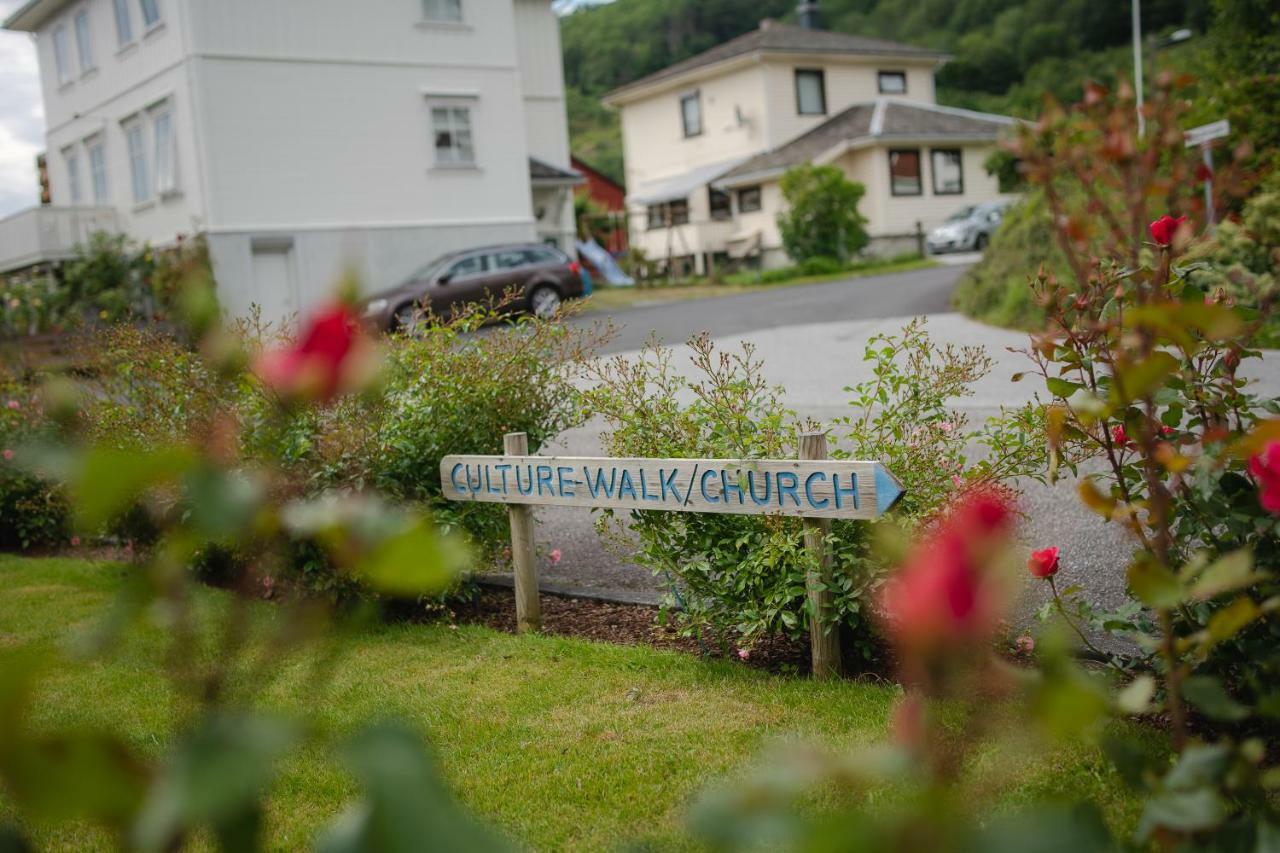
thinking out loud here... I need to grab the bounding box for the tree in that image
[775,165,869,264]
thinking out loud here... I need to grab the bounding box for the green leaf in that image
[1181,676,1249,722]
[1046,377,1083,398]
[356,520,471,597]
[1206,597,1261,644]
[316,722,512,853]
[132,713,298,852]
[1127,557,1184,609]
[1113,352,1179,405]
[1138,788,1227,840]
[1188,550,1261,601]
[1116,675,1156,715]
[73,446,197,532]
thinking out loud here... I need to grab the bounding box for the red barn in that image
[571,156,627,253]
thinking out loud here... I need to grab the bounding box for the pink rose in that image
[548,548,563,566]
[1249,440,1280,516]
[255,303,371,403]
[1015,635,1035,654]
[2,449,12,461]
[70,536,81,547]
[737,648,749,660]
[5,400,18,410]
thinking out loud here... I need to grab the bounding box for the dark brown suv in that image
[361,243,586,332]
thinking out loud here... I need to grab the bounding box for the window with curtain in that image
[709,188,732,220]
[74,10,94,73]
[87,137,108,203]
[422,0,462,21]
[647,205,668,229]
[139,0,161,29]
[431,105,475,165]
[52,26,71,84]
[125,121,149,203]
[680,92,702,138]
[737,186,762,213]
[113,0,133,44]
[889,149,922,195]
[669,199,689,225]
[931,149,963,195]
[794,69,826,115]
[65,150,83,203]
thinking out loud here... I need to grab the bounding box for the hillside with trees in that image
[562,0,1262,185]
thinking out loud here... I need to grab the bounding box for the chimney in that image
[797,0,821,29]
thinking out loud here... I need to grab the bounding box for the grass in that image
[0,554,1149,850]
[584,255,937,313]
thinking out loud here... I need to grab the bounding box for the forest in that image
[561,0,1274,184]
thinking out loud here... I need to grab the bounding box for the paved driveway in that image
[507,266,1278,641]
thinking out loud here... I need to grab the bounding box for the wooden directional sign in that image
[440,454,905,520]
[1184,119,1230,148]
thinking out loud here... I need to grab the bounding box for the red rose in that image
[1028,546,1060,579]
[1195,162,1213,182]
[1111,425,1131,447]
[878,489,1014,655]
[255,304,372,402]
[1249,440,1280,516]
[1149,214,1188,247]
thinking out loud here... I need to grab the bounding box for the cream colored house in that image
[601,6,1018,273]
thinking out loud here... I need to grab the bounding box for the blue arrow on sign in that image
[875,464,905,515]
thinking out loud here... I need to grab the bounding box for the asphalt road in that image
[494,262,1277,648]
[577,263,962,354]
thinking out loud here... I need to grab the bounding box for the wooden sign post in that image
[442,432,905,678]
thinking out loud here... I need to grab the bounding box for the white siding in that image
[513,0,570,167]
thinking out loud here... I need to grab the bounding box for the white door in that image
[251,244,297,330]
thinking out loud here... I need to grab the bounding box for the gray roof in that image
[529,157,584,184]
[718,99,1015,183]
[604,21,947,101]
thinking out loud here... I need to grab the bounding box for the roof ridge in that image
[879,96,1017,125]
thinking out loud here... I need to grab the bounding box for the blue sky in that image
[0,0,43,219]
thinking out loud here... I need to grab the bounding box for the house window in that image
[113,0,133,45]
[878,71,907,94]
[669,198,689,225]
[646,204,668,230]
[87,136,108,203]
[124,119,150,203]
[889,149,922,196]
[431,105,475,165]
[931,148,964,195]
[422,0,463,22]
[52,26,72,85]
[138,0,161,29]
[65,150,83,203]
[795,69,826,115]
[709,187,732,221]
[74,10,94,73]
[737,186,762,213]
[152,104,177,195]
[680,92,702,138]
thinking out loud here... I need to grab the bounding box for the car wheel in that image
[974,233,989,252]
[528,285,562,319]
[392,303,421,335]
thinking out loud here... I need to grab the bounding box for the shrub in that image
[0,373,69,550]
[776,164,869,264]
[798,256,843,276]
[580,321,1043,659]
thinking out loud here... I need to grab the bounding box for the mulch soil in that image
[456,587,814,675]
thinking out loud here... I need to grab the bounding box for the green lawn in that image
[584,256,937,313]
[0,555,1145,850]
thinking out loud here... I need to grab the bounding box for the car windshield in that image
[403,254,455,284]
[945,206,977,223]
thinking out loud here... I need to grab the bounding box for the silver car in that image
[926,200,1012,254]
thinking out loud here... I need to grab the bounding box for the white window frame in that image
[64,148,83,204]
[680,91,702,138]
[123,116,150,204]
[878,70,907,95]
[428,101,476,167]
[74,8,95,74]
[52,25,72,86]
[421,0,463,23]
[113,0,134,47]
[150,102,178,197]
[86,135,108,204]
[138,0,162,31]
